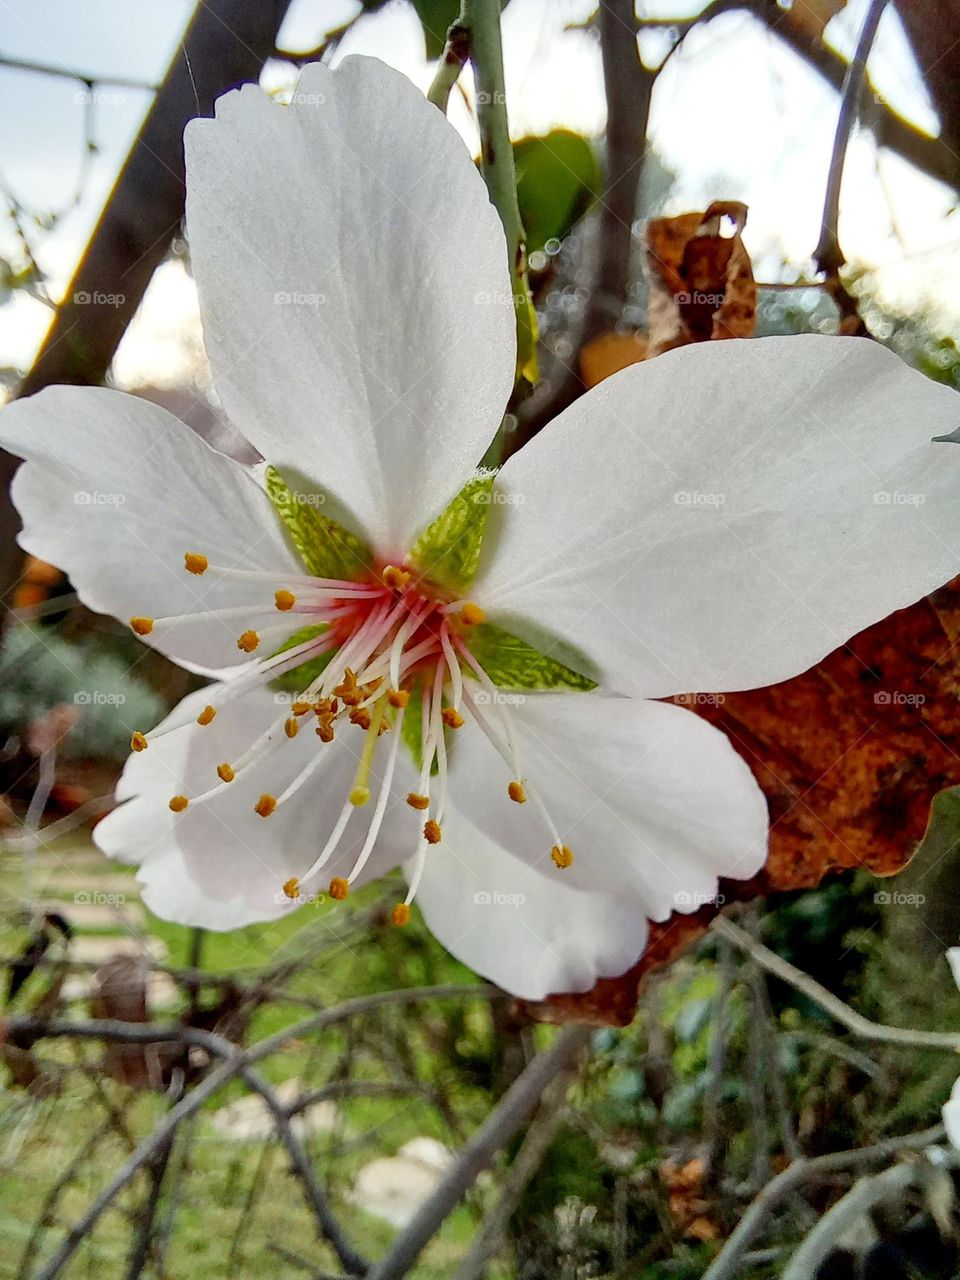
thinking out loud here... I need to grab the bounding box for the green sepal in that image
[463,623,596,692]
[270,625,335,692]
[264,465,373,582]
[408,472,495,594]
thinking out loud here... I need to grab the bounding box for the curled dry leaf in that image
[645,201,756,357]
[520,580,960,1026]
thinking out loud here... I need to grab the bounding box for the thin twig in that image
[712,916,960,1050]
[367,1025,592,1280]
[427,16,470,112]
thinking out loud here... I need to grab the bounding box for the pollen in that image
[508,780,527,804]
[237,630,260,653]
[388,688,410,709]
[284,717,299,739]
[424,819,442,844]
[460,603,485,626]
[382,565,411,591]
[350,708,372,731]
[130,731,148,753]
[391,903,411,927]
[184,552,208,575]
[441,707,464,729]
[275,589,296,611]
[217,763,235,783]
[329,877,349,901]
[283,877,300,900]
[551,844,574,869]
[197,705,217,726]
[316,721,335,743]
[406,792,430,810]
[255,793,277,817]
[130,616,154,636]
[292,700,313,715]
[350,785,371,807]
[169,795,189,813]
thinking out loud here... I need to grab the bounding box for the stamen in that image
[275,589,296,611]
[441,707,464,729]
[254,793,277,818]
[388,597,427,691]
[197,705,217,726]
[130,731,148,753]
[329,877,349,901]
[551,844,574,869]
[440,624,463,711]
[406,793,429,810]
[237,630,260,653]
[388,688,409,709]
[283,877,300,899]
[184,552,208,575]
[460,603,485,626]
[345,701,406,885]
[284,717,299,739]
[298,795,356,883]
[130,616,154,636]
[391,903,410,927]
[423,819,442,844]
[508,780,527,804]
[169,795,189,812]
[347,697,387,807]
[217,763,235,783]
[382,565,411,591]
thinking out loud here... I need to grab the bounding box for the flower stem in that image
[432,0,537,393]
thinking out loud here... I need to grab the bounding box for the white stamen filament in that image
[346,702,405,884]
[299,796,356,884]
[440,623,462,712]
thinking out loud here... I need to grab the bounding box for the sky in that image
[0,0,956,392]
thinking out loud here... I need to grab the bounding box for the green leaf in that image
[514,130,601,256]
[408,472,495,593]
[270,624,335,692]
[265,466,373,582]
[463,623,596,692]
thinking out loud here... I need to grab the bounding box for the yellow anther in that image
[329,877,349,901]
[333,669,358,696]
[184,552,208,575]
[424,819,442,845]
[382,565,411,591]
[441,707,464,729]
[237,630,260,653]
[406,792,430,811]
[508,780,527,804]
[316,721,335,743]
[197,704,217,726]
[275,589,296,611]
[169,795,189,813]
[283,877,300,900]
[130,731,148,753]
[388,688,410,709]
[460,603,485,626]
[255,793,277,818]
[391,903,411,927]
[217,763,235,783]
[350,708,372,731]
[284,717,299,739]
[350,785,371,807]
[130,616,154,636]
[292,700,313,715]
[551,844,574,869]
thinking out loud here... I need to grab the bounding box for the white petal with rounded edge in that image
[0,386,301,675]
[944,1077,960,1150]
[448,691,767,919]
[95,686,414,928]
[185,55,516,559]
[411,805,649,1000]
[474,337,960,697]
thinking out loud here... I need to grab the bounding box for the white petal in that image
[184,56,516,557]
[448,691,767,920]
[947,948,960,993]
[95,686,413,929]
[944,1080,960,1150]
[411,806,649,1000]
[474,337,960,697]
[0,386,301,675]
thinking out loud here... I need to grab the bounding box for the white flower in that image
[4,57,960,1001]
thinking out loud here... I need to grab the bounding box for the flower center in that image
[128,552,573,920]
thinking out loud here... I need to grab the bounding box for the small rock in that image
[349,1138,454,1228]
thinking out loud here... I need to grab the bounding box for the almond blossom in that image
[3,57,960,999]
